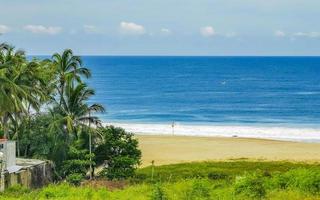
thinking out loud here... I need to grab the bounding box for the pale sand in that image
[136,135,320,167]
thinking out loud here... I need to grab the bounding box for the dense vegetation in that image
[0,43,141,181]
[1,161,320,199]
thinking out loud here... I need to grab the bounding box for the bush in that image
[66,173,84,186]
[271,168,320,194]
[234,172,266,199]
[95,126,141,180]
[150,183,168,200]
[59,145,93,179]
[268,172,290,189]
[184,179,211,200]
[101,156,138,180]
[62,159,91,176]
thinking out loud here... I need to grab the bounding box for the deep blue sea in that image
[83,56,320,127]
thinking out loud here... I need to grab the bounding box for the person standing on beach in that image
[172,121,175,135]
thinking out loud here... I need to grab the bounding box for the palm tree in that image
[0,43,41,138]
[52,49,91,107]
[0,43,51,157]
[13,59,53,156]
[52,82,104,137]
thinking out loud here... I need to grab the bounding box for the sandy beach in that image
[137,135,320,167]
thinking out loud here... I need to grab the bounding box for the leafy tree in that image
[95,126,141,180]
[61,146,92,177]
[18,114,54,158]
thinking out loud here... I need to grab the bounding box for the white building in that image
[0,140,18,173]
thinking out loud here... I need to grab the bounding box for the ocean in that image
[83,56,320,141]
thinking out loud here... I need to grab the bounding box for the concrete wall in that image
[0,160,53,192]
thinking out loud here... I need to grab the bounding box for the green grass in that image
[133,160,320,183]
[1,161,320,200]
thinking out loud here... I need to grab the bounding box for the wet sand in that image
[136,135,320,167]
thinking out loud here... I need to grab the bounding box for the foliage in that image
[234,172,266,199]
[0,44,52,142]
[270,168,320,194]
[66,173,84,186]
[18,114,57,159]
[0,127,4,138]
[1,161,320,200]
[184,179,211,200]
[0,43,108,181]
[95,126,141,180]
[150,183,168,200]
[61,146,92,178]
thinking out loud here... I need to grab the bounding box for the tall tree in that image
[52,49,91,107]
[53,83,104,137]
[0,43,43,138]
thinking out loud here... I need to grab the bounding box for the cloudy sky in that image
[0,0,319,55]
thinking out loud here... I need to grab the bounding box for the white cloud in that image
[0,25,10,34]
[160,28,171,35]
[200,26,215,37]
[293,32,320,38]
[83,25,100,34]
[274,30,286,37]
[24,25,62,35]
[120,21,145,35]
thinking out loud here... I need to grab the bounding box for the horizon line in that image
[29,54,320,57]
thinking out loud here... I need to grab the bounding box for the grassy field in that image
[1,160,320,200]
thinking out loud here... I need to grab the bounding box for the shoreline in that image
[103,122,320,143]
[136,134,320,167]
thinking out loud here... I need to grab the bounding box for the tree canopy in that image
[0,43,141,182]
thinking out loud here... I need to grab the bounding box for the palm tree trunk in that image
[59,79,65,106]
[2,113,9,139]
[89,111,93,179]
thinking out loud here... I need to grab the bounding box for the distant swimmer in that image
[221,81,227,85]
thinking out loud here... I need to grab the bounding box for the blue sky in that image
[0,0,319,55]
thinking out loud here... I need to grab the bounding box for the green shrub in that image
[267,172,290,189]
[59,145,93,180]
[66,173,84,186]
[62,159,91,176]
[276,168,320,194]
[101,156,138,180]
[95,126,141,180]
[184,179,211,200]
[234,172,266,199]
[150,183,168,200]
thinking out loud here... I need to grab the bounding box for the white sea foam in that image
[102,122,320,142]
